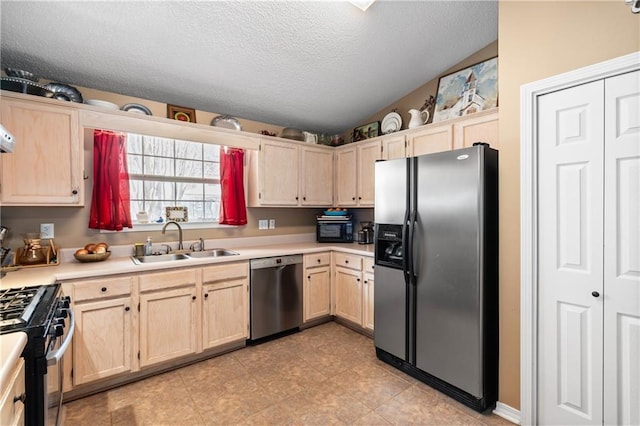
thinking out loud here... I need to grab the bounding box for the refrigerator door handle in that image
[407,209,417,282]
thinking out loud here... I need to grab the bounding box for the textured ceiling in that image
[0,1,498,135]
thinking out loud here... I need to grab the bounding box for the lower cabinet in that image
[202,262,249,350]
[362,258,375,332]
[334,253,363,325]
[71,277,135,386]
[303,252,332,322]
[0,355,25,426]
[138,269,198,368]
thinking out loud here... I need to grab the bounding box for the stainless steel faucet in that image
[161,220,183,250]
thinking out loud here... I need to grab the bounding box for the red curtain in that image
[89,130,132,231]
[219,147,247,225]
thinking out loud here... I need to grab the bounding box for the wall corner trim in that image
[493,402,521,425]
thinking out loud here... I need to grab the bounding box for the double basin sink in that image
[131,249,239,265]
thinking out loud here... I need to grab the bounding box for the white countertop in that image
[1,239,375,289]
[0,332,27,388]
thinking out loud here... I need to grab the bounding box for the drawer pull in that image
[125,306,130,311]
[317,259,321,263]
[13,393,26,404]
[204,293,209,298]
[345,260,349,264]
[101,287,107,292]
[192,295,197,300]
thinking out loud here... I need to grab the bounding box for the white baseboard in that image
[493,402,521,425]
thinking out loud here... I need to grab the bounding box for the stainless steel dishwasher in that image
[249,254,303,341]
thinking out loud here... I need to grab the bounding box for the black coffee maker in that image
[358,221,374,245]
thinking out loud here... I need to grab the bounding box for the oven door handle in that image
[47,309,75,366]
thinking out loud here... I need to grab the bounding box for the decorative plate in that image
[1,77,53,97]
[323,210,348,216]
[122,103,152,115]
[381,112,402,134]
[74,251,111,263]
[85,99,119,110]
[4,67,38,82]
[44,82,84,103]
[211,115,242,131]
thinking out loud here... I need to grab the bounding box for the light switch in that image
[258,219,268,230]
[269,219,276,229]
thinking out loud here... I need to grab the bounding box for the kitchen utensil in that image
[44,82,84,103]
[4,67,39,82]
[211,115,242,130]
[303,131,317,143]
[122,103,152,115]
[19,237,46,265]
[281,128,305,141]
[1,77,53,97]
[85,99,120,110]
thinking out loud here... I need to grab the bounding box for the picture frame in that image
[165,206,188,222]
[167,104,196,123]
[352,121,380,142]
[432,57,498,123]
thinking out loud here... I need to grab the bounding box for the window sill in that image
[100,222,237,233]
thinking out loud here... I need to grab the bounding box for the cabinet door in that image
[300,145,333,206]
[335,146,357,206]
[409,123,453,157]
[0,99,83,205]
[73,297,133,385]
[382,134,407,160]
[259,140,299,205]
[139,286,197,367]
[453,110,498,150]
[334,267,362,324]
[362,272,374,331]
[357,140,382,206]
[202,278,248,349]
[304,265,331,322]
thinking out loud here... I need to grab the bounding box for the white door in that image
[538,80,605,425]
[603,70,640,426]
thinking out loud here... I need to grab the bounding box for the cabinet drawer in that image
[139,269,198,292]
[334,253,362,271]
[202,261,249,283]
[73,277,133,302]
[363,257,375,273]
[305,252,331,268]
[0,358,25,426]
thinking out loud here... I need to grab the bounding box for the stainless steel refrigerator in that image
[373,144,498,412]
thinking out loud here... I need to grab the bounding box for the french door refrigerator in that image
[373,143,498,412]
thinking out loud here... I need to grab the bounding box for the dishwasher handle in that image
[250,254,303,270]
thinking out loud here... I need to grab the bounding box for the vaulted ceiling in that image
[1,1,498,134]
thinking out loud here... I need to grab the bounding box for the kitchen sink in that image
[131,253,191,264]
[187,248,239,258]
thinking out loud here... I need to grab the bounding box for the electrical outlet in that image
[269,219,276,229]
[40,223,54,239]
[258,219,268,230]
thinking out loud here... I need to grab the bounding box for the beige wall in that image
[498,0,639,410]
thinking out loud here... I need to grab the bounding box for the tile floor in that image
[63,322,513,425]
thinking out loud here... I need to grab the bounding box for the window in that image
[126,134,221,223]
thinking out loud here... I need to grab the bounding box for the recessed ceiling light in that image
[349,0,376,12]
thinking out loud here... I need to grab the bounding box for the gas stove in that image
[0,283,73,426]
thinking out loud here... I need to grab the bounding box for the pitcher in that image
[408,108,430,129]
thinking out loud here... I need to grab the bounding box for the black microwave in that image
[316,219,353,243]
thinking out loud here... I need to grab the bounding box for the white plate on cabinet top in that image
[381,112,402,134]
[85,99,119,110]
[122,103,152,115]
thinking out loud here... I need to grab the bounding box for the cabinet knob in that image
[125,306,130,311]
[352,197,356,201]
[316,259,321,263]
[592,291,600,298]
[101,287,107,292]
[357,278,360,282]
[192,295,197,300]
[345,260,349,264]
[303,196,306,201]
[13,393,26,404]
[204,293,208,298]
[295,196,299,200]
[307,275,311,279]
[364,280,368,284]
[72,189,79,195]
[358,196,362,200]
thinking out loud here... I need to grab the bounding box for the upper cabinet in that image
[248,138,334,207]
[0,97,84,205]
[335,139,381,207]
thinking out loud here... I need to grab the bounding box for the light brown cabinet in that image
[303,252,332,322]
[333,252,363,324]
[0,356,25,426]
[71,277,135,385]
[201,262,249,349]
[382,134,407,160]
[248,139,333,207]
[362,257,375,332]
[138,269,198,368]
[335,140,381,207]
[0,98,83,205]
[453,110,499,149]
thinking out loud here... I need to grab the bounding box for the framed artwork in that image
[165,206,188,222]
[352,121,380,142]
[432,57,498,123]
[167,104,196,123]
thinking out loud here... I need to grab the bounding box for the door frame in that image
[520,51,639,426]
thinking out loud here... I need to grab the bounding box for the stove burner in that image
[0,286,46,327]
